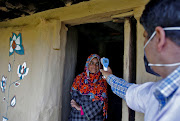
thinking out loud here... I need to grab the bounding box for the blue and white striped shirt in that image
[154,66,180,110]
[107,66,180,110]
[106,75,133,100]
[107,66,180,121]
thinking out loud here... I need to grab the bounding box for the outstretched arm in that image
[100,67,133,100]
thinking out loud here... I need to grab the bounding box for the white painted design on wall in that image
[1,33,29,120]
[9,33,24,56]
[10,96,16,107]
[14,82,20,87]
[1,76,7,92]
[17,62,29,80]
[2,117,8,121]
[8,63,11,72]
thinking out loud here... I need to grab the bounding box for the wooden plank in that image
[123,18,131,121]
[0,0,148,27]
[111,11,134,19]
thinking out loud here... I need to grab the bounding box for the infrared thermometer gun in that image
[101,57,109,78]
[101,57,109,71]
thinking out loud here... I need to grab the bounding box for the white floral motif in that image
[14,82,20,87]
[9,33,24,56]
[1,76,7,92]
[2,117,8,121]
[10,96,16,107]
[8,63,11,72]
[17,62,29,80]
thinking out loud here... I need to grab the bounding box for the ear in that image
[155,26,166,52]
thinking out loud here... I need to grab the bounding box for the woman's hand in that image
[70,99,81,111]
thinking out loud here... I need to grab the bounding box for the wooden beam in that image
[111,11,134,19]
[0,0,148,27]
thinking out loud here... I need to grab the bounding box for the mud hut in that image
[0,0,161,121]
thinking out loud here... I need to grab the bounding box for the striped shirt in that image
[107,66,180,121]
[106,75,133,100]
[154,66,180,110]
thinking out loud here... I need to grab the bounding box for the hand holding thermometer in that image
[101,57,109,71]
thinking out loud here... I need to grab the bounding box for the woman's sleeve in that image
[71,90,82,104]
[81,101,103,120]
[70,76,82,104]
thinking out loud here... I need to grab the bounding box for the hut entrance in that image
[62,19,136,121]
[75,22,124,121]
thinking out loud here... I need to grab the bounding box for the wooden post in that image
[134,6,161,121]
[123,18,132,121]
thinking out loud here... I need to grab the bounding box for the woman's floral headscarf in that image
[72,54,108,119]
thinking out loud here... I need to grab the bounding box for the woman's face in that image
[88,58,99,74]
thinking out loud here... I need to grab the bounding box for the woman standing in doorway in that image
[69,54,108,121]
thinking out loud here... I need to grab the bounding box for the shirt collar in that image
[155,66,180,98]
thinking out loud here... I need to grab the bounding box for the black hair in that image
[140,0,180,46]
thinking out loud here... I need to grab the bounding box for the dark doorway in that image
[74,21,124,121]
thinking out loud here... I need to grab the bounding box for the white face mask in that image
[144,27,180,67]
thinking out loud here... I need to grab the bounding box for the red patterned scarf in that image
[72,54,108,118]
